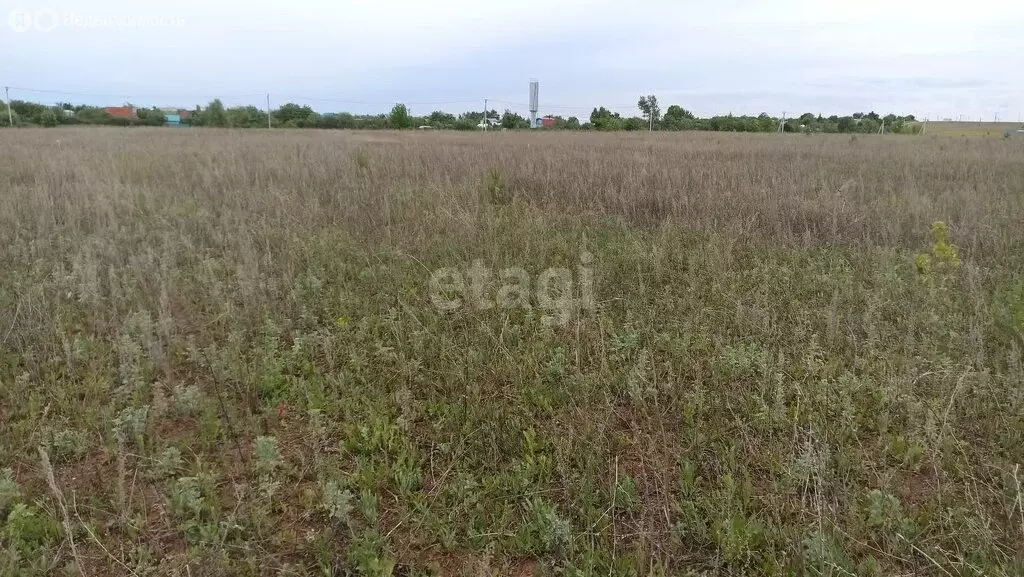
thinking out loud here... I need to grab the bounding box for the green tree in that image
[859,118,880,134]
[756,113,777,132]
[299,112,322,128]
[273,103,315,126]
[10,100,49,125]
[662,105,694,130]
[72,106,109,125]
[0,107,17,127]
[590,107,623,131]
[454,111,484,130]
[389,104,411,129]
[428,111,455,127]
[318,113,340,129]
[136,108,166,126]
[39,108,59,127]
[335,113,355,129]
[501,109,529,129]
[226,105,268,128]
[637,95,661,126]
[623,116,647,131]
[202,99,227,127]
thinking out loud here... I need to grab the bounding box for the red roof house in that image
[105,106,137,120]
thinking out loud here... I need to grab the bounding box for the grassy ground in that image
[1,128,1023,576]
[924,121,1024,138]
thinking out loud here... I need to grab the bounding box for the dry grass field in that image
[1,127,1023,576]
[925,121,1024,138]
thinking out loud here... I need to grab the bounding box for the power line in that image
[1,86,646,117]
[7,85,638,117]
[489,99,637,112]
[273,94,482,107]
[5,86,492,113]
[5,86,265,100]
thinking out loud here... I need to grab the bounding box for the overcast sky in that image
[2,0,1022,120]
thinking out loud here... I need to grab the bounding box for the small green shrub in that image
[348,530,396,577]
[614,475,640,513]
[151,446,184,480]
[172,385,202,415]
[0,468,20,514]
[253,435,282,474]
[3,503,61,557]
[915,221,961,278]
[112,405,150,447]
[322,480,354,525]
[44,428,89,464]
[485,168,513,205]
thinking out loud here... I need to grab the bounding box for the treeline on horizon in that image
[1,95,921,134]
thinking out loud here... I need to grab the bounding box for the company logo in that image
[8,8,185,32]
[8,8,34,32]
[428,252,596,326]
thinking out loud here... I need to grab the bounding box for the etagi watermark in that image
[429,252,595,326]
[8,8,186,33]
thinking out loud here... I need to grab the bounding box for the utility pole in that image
[779,111,786,133]
[484,98,488,131]
[4,87,12,127]
[266,93,272,129]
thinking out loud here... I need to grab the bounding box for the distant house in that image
[105,106,137,121]
[541,115,557,128]
[476,117,502,129]
[162,108,195,127]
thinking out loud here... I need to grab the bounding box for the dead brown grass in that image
[1,127,1023,576]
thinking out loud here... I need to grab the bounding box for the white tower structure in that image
[529,81,539,128]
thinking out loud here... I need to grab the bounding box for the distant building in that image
[101,105,196,126]
[476,117,502,129]
[105,106,137,120]
[541,115,557,128]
